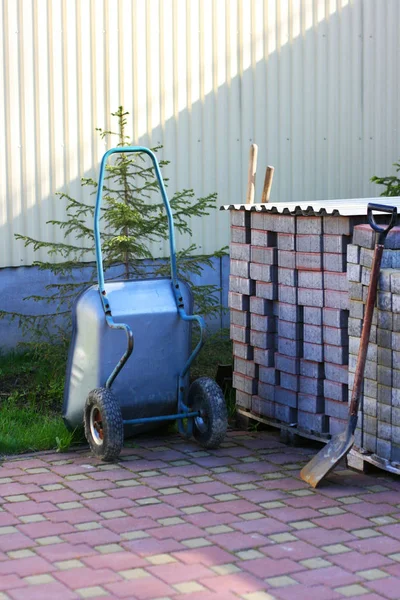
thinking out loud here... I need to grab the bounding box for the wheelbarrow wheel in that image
[84,388,124,462]
[188,377,228,449]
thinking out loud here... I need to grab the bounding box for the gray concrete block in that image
[347,263,361,283]
[378,384,392,405]
[250,263,277,283]
[234,357,258,378]
[278,337,302,357]
[298,393,325,413]
[364,379,377,399]
[392,388,400,406]
[324,344,349,365]
[324,380,348,402]
[257,382,275,402]
[251,228,276,247]
[324,216,364,236]
[392,332,400,351]
[363,432,377,453]
[249,296,273,316]
[251,246,278,265]
[378,269,392,292]
[323,326,348,346]
[377,310,393,331]
[252,395,275,418]
[393,425,400,445]
[391,252,400,269]
[298,411,329,433]
[277,233,296,251]
[296,234,323,253]
[275,386,298,408]
[391,272,400,295]
[300,359,324,378]
[273,215,296,234]
[323,234,351,254]
[275,353,300,375]
[364,414,378,435]
[376,438,391,460]
[353,224,375,249]
[348,317,362,337]
[384,226,400,249]
[231,210,251,228]
[325,362,348,384]
[298,288,324,308]
[377,403,392,423]
[251,211,268,230]
[278,302,303,322]
[275,404,298,424]
[304,307,322,325]
[280,372,299,392]
[278,267,298,287]
[360,247,374,268]
[393,314,400,332]
[349,300,365,319]
[347,244,360,264]
[250,330,275,350]
[393,350,400,368]
[256,281,277,300]
[230,324,250,344]
[278,250,296,269]
[230,242,251,262]
[230,275,255,295]
[393,407,400,426]
[377,291,392,312]
[377,421,391,441]
[322,308,349,328]
[391,444,400,463]
[259,365,278,384]
[303,342,324,362]
[324,272,348,292]
[254,348,275,368]
[296,252,323,271]
[298,271,323,290]
[363,395,377,417]
[235,390,252,409]
[250,314,276,333]
[324,253,347,273]
[324,398,349,419]
[393,294,400,314]
[230,309,250,327]
[228,291,250,311]
[361,266,371,287]
[324,290,349,310]
[364,359,377,380]
[233,342,254,360]
[378,347,392,368]
[348,354,357,373]
[232,225,251,244]
[277,319,303,341]
[233,372,258,395]
[303,324,323,344]
[278,285,298,305]
[297,216,322,234]
[377,328,392,349]
[299,375,324,396]
[348,282,363,301]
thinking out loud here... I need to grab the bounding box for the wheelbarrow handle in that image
[367,203,398,244]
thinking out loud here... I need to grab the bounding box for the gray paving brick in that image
[280,372,299,392]
[250,330,275,350]
[393,293,400,314]
[277,233,296,251]
[300,359,324,378]
[377,291,392,312]
[278,337,302,358]
[296,234,323,253]
[378,403,392,423]
[322,308,349,328]
[361,266,372,287]
[278,284,298,305]
[349,299,365,319]
[391,272,400,295]
[384,226,400,249]
[323,234,351,254]
[231,210,251,228]
[251,228,276,247]
[258,382,275,402]
[378,383,392,405]
[230,275,255,295]
[236,390,252,409]
[347,263,361,283]
[325,362,348,385]
[324,344,348,365]
[273,215,296,234]
[234,357,258,378]
[303,306,322,325]
[329,417,348,437]
[232,225,251,244]
[275,353,300,375]
[278,319,303,340]
[275,386,298,408]
[393,314,400,332]
[391,444,400,462]
[392,332,400,351]
[378,347,392,368]
[348,281,363,301]
[229,291,250,311]
[323,216,364,236]
[348,317,362,337]
[323,252,347,273]
[377,328,392,349]
[376,438,392,460]
[349,336,376,358]
[324,398,349,419]
[353,224,376,249]
[363,432,377,453]
[324,272,348,292]
[252,395,275,418]
[298,271,323,290]
[256,281,277,300]
[324,380,348,402]
[250,314,276,333]
[259,365,278,384]
[230,242,251,261]
[296,216,322,234]
[378,420,391,440]
[253,348,275,368]
[298,411,329,433]
[348,354,357,373]
[377,365,392,387]
[364,378,377,398]
[230,309,250,327]
[230,324,250,344]
[365,359,378,380]
[393,425,400,445]
[251,211,268,230]
[347,244,360,264]
[278,302,302,322]
[363,396,377,417]
[250,263,277,283]
[298,288,324,308]
[278,250,296,269]
[364,414,378,435]
[251,246,278,265]
[303,342,324,362]
[296,252,323,271]
[298,392,325,413]
[378,269,392,292]
[323,326,348,346]
[233,372,258,395]
[303,324,323,344]
[249,296,273,316]
[233,342,253,360]
[392,388,400,406]
[393,407,400,426]
[299,375,324,396]
[275,404,298,424]
[324,290,349,310]
[360,247,374,268]
[278,267,298,287]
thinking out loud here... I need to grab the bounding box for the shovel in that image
[300,202,398,488]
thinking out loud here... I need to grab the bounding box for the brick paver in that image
[0,430,400,599]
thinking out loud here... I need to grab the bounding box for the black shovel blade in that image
[300,419,355,488]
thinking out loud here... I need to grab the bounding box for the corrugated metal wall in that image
[1,0,399,268]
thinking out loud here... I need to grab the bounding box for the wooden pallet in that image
[236,408,331,446]
[347,447,400,476]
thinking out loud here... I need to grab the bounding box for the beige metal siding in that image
[1,0,400,268]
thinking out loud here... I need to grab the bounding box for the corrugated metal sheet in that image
[1,0,400,268]
[221,197,400,216]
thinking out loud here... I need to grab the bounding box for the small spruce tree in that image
[2,107,226,345]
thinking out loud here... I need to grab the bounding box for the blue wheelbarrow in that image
[63,147,228,461]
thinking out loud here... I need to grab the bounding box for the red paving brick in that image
[1,429,400,599]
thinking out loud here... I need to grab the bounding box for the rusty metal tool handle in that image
[261,166,274,203]
[246,144,258,204]
[348,203,398,430]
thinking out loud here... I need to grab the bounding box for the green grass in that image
[0,333,233,456]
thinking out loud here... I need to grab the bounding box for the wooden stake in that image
[246,144,258,204]
[261,165,274,203]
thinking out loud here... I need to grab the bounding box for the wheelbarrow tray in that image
[63,277,193,431]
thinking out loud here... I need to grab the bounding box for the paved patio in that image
[0,429,400,600]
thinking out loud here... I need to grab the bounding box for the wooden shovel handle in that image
[246,144,258,204]
[261,166,274,203]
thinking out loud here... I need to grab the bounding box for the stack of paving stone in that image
[347,223,400,463]
[229,209,364,438]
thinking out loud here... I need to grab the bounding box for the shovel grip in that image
[368,203,397,244]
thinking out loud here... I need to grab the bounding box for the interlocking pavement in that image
[0,430,400,599]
